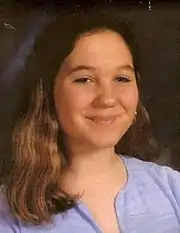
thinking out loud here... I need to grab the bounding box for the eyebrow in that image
[68,64,135,74]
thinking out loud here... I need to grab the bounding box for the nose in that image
[93,84,118,108]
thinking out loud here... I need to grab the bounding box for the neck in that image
[65,143,118,173]
[60,143,126,194]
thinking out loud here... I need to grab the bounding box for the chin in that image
[90,136,120,149]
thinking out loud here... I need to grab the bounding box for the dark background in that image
[0,1,180,170]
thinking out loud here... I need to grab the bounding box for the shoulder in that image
[0,185,20,232]
[122,155,180,201]
[122,154,180,179]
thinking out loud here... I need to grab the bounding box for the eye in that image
[114,76,131,83]
[73,77,93,84]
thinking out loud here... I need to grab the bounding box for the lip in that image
[87,115,119,126]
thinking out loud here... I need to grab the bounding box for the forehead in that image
[65,30,133,69]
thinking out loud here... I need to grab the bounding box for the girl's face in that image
[54,30,138,151]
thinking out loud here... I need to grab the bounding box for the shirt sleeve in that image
[0,189,20,233]
[165,166,180,207]
[0,211,20,233]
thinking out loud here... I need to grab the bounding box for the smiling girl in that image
[0,6,180,233]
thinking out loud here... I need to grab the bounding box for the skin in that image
[54,29,138,163]
[54,29,139,233]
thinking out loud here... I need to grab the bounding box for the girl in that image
[0,6,179,233]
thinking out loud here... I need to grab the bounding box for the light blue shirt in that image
[0,155,180,233]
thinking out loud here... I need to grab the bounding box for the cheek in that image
[54,86,93,121]
[117,86,138,112]
[69,88,93,108]
[54,89,77,133]
[54,86,94,135]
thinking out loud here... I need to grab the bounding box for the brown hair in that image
[0,6,158,226]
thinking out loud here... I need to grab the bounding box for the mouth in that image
[87,116,118,126]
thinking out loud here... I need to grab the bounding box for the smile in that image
[87,116,118,126]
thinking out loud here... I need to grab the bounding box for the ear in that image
[135,71,140,82]
[132,111,137,124]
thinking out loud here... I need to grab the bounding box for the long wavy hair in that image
[0,6,159,226]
